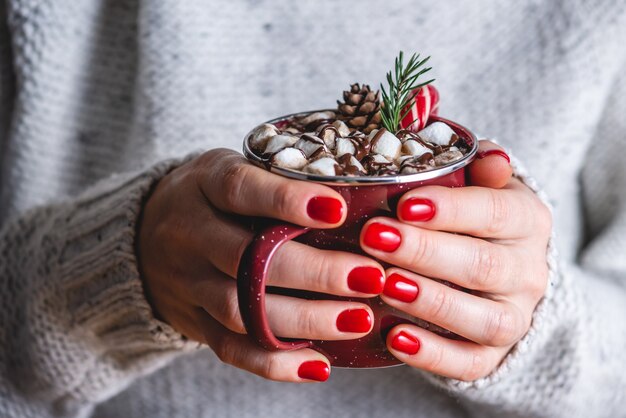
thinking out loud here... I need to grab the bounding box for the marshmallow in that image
[371,130,401,160]
[264,134,298,154]
[370,153,391,164]
[348,155,366,173]
[417,122,456,146]
[402,139,433,157]
[434,149,464,166]
[248,123,279,150]
[317,126,337,150]
[335,137,356,157]
[299,111,336,126]
[304,157,339,176]
[295,134,327,158]
[270,147,308,170]
[332,120,351,137]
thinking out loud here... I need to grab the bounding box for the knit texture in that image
[0,0,625,417]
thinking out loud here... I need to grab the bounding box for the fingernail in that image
[383,273,419,303]
[336,309,372,333]
[363,222,402,252]
[391,331,420,355]
[307,196,344,223]
[476,149,510,163]
[298,360,330,382]
[399,198,436,222]
[347,266,385,294]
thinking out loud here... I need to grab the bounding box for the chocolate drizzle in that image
[361,154,398,176]
[334,153,364,176]
[345,131,372,160]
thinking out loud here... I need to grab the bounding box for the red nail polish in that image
[347,266,385,294]
[307,196,344,223]
[336,309,372,333]
[363,222,402,252]
[383,273,419,303]
[399,198,436,222]
[298,360,330,382]
[476,149,510,163]
[391,331,420,355]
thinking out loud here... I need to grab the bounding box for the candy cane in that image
[400,84,440,131]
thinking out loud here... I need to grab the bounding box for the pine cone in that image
[337,83,382,134]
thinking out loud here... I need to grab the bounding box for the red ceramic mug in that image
[238,111,478,368]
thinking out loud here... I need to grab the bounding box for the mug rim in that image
[243,110,478,186]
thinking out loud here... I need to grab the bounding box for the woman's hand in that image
[360,141,551,381]
[137,149,386,383]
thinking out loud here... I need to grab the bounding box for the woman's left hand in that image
[359,141,552,381]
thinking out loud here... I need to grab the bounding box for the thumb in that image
[467,140,513,189]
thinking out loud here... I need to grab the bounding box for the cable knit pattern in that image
[0,0,625,417]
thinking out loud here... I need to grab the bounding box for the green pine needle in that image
[380,51,435,132]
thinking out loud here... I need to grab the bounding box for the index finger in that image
[396,179,549,239]
[197,149,346,227]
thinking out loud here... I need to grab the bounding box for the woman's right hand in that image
[137,149,385,382]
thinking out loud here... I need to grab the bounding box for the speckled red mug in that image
[238,112,478,368]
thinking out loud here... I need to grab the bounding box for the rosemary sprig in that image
[379,51,435,132]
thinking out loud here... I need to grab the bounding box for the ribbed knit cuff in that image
[52,151,203,359]
[422,143,567,392]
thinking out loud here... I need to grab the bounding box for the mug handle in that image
[237,222,315,351]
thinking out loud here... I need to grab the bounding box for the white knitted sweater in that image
[1,1,625,417]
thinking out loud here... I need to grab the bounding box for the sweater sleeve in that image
[421,68,626,416]
[0,153,202,418]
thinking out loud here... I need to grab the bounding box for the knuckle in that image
[469,243,502,290]
[534,202,553,237]
[222,163,250,211]
[314,253,338,293]
[529,265,549,300]
[461,351,489,381]
[272,182,295,219]
[483,307,524,346]
[408,231,436,269]
[262,354,284,380]
[215,334,241,366]
[428,286,459,324]
[423,343,445,373]
[486,189,509,236]
[217,289,246,334]
[296,306,319,338]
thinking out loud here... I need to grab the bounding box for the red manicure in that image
[399,198,436,222]
[363,222,402,252]
[347,266,385,294]
[476,149,510,163]
[298,360,330,382]
[336,309,372,333]
[391,331,420,355]
[307,196,344,224]
[383,273,419,303]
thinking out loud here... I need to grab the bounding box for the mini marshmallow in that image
[264,134,298,154]
[402,139,433,157]
[370,153,391,164]
[371,130,401,160]
[304,157,339,176]
[295,134,327,158]
[335,137,356,157]
[299,111,336,126]
[417,122,456,146]
[317,127,337,150]
[434,149,464,166]
[332,120,351,137]
[270,147,308,170]
[248,123,279,150]
[345,155,366,174]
